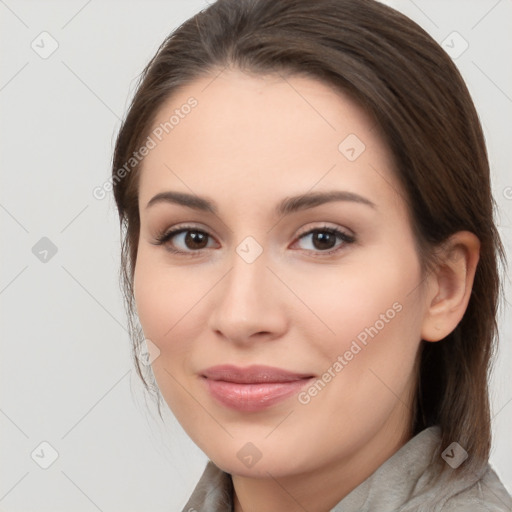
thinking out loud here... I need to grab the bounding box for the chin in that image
[205,442,314,479]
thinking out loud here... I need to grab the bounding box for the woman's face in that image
[133,69,429,479]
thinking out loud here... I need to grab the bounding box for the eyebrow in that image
[145,190,376,216]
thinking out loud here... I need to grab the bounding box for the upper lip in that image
[200,365,314,384]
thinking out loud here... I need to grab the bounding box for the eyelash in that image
[152,224,356,258]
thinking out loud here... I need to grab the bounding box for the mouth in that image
[200,364,315,411]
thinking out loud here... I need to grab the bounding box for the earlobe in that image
[421,231,480,342]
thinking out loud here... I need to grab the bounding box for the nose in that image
[207,248,288,346]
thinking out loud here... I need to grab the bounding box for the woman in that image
[111,0,511,510]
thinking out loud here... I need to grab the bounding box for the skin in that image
[133,68,480,512]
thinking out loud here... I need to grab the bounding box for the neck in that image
[232,411,412,512]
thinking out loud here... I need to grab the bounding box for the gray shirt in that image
[181,426,512,511]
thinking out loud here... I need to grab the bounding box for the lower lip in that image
[203,378,312,412]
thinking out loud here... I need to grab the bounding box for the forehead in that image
[138,69,399,211]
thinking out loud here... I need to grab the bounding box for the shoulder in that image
[440,465,512,512]
[393,428,512,512]
[181,461,233,512]
[405,463,512,512]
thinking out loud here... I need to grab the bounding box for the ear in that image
[421,231,480,342]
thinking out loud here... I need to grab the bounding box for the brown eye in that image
[153,224,355,258]
[311,231,337,250]
[153,226,216,255]
[181,230,209,250]
[295,227,355,256]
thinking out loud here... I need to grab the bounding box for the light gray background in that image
[1,0,511,510]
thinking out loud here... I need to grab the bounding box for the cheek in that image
[298,246,423,395]
[133,257,169,342]
[133,253,200,412]
[134,248,201,342]
[132,248,223,398]
[294,254,420,350]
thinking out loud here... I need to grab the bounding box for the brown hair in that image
[111,0,505,478]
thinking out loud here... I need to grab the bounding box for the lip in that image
[200,365,315,412]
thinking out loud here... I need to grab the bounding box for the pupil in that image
[314,232,335,250]
[186,231,207,249]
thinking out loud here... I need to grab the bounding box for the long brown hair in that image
[111,0,505,478]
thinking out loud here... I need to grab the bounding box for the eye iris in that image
[313,231,336,250]
[185,231,208,249]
